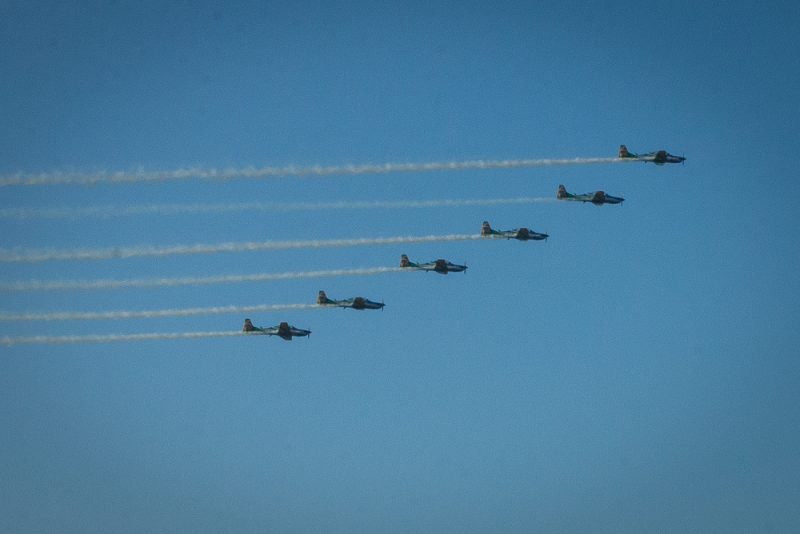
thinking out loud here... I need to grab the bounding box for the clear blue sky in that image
[2,1,799,532]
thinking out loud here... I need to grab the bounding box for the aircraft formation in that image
[243,145,685,340]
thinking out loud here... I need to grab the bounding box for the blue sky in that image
[2,1,799,532]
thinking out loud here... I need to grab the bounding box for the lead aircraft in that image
[243,318,311,340]
[317,291,385,310]
[400,254,467,274]
[619,144,685,165]
[557,185,624,205]
[481,221,548,241]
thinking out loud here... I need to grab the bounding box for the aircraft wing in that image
[518,228,548,240]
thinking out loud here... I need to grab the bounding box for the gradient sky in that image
[2,1,799,532]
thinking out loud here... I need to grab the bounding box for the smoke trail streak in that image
[0,158,633,187]
[1,331,245,346]
[0,266,406,292]
[0,197,557,220]
[0,234,484,263]
[0,303,320,322]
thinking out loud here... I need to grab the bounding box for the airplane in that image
[481,221,548,241]
[242,318,311,341]
[400,254,467,274]
[619,144,685,165]
[317,290,385,310]
[557,184,624,205]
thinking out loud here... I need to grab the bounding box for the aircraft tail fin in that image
[557,184,569,199]
[243,318,256,332]
[400,254,411,268]
[619,145,637,158]
[317,290,331,305]
[481,221,492,236]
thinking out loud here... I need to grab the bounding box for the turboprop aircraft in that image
[619,144,685,165]
[481,221,548,241]
[242,318,311,340]
[400,254,467,274]
[317,290,384,310]
[557,185,624,205]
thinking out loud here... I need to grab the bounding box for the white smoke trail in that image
[0,234,484,263]
[0,303,320,321]
[1,330,245,346]
[0,158,633,187]
[0,266,406,292]
[0,196,557,220]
